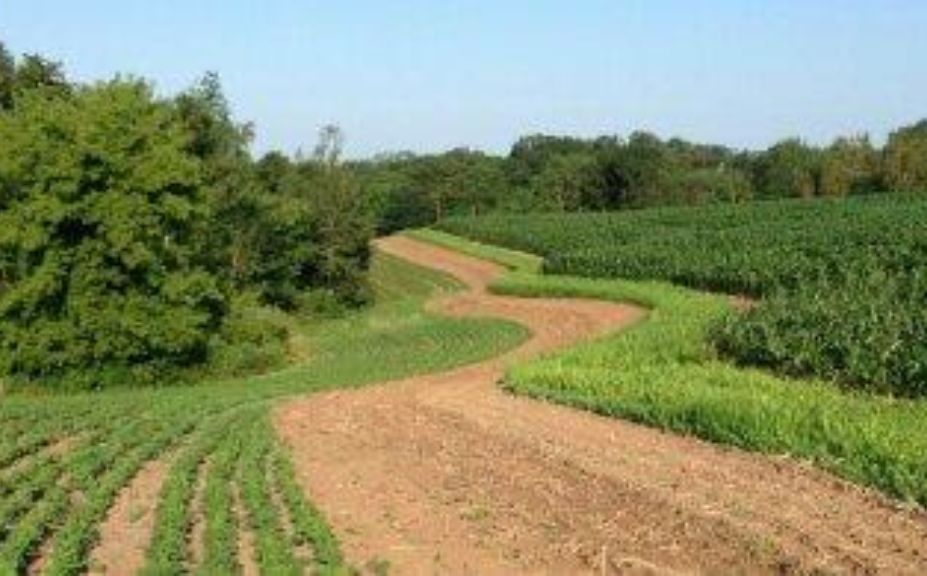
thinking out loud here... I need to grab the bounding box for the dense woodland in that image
[1,40,926,390]
[0,44,371,389]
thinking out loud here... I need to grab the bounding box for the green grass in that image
[418,231,927,508]
[0,250,529,574]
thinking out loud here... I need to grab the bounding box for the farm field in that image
[3,5,927,574]
[437,194,927,397]
[413,226,927,506]
[0,252,528,574]
[0,228,925,574]
[277,234,927,574]
[430,197,927,506]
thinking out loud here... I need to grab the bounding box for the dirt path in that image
[275,236,927,575]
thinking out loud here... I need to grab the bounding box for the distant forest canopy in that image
[350,123,927,234]
[0,42,372,389]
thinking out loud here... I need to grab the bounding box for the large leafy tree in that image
[818,135,879,197]
[0,80,224,389]
[531,153,601,211]
[174,72,256,290]
[753,138,820,199]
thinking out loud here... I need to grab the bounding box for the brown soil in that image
[275,235,927,575]
[89,457,168,575]
[186,460,210,569]
[233,482,259,576]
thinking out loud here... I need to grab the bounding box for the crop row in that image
[437,194,927,396]
[0,251,526,573]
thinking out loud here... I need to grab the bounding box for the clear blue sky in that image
[2,1,925,158]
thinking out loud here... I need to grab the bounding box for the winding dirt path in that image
[275,236,927,575]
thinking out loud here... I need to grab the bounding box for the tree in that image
[819,135,879,197]
[255,151,292,195]
[673,166,753,204]
[0,80,224,389]
[14,53,69,94]
[531,153,601,211]
[754,139,820,198]
[884,120,927,191]
[175,73,257,291]
[595,132,678,208]
[236,127,373,308]
[508,134,593,186]
[0,41,14,110]
[353,154,432,233]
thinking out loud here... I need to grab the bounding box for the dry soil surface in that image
[275,236,927,575]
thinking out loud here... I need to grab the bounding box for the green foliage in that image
[205,293,290,377]
[714,271,927,397]
[818,135,880,197]
[0,42,14,110]
[0,48,374,389]
[354,148,507,233]
[753,138,820,198]
[0,250,528,572]
[0,79,225,390]
[437,194,927,396]
[529,152,602,211]
[356,120,926,233]
[884,120,927,191]
[12,54,70,96]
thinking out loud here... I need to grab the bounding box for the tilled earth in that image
[275,236,927,575]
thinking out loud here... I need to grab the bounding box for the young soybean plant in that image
[142,408,253,575]
[198,424,245,574]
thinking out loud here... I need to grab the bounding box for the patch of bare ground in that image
[275,236,927,575]
[26,532,54,576]
[88,456,170,575]
[267,463,314,568]
[186,459,210,570]
[233,482,259,576]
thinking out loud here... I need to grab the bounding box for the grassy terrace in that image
[409,228,927,508]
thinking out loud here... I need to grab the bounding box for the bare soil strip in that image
[276,236,927,575]
[233,483,259,576]
[186,459,210,569]
[89,457,168,575]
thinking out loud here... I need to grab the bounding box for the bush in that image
[205,293,290,378]
[0,80,226,390]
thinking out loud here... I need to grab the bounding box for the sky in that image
[2,1,925,158]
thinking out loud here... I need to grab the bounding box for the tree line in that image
[354,122,927,233]
[0,43,371,389]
